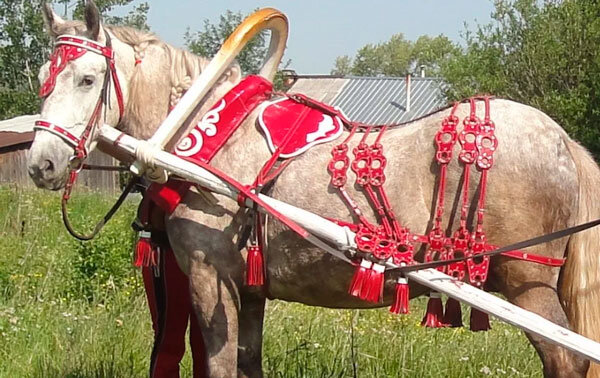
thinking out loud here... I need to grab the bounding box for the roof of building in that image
[0,114,38,149]
[288,75,447,125]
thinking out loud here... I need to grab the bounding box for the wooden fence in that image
[0,141,120,193]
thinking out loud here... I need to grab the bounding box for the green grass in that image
[0,186,542,377]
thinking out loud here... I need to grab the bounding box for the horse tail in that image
[561,139,600,377]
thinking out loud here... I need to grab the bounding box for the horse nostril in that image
[41,159,55,173]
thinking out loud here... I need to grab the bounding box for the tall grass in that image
[0,186,541,377]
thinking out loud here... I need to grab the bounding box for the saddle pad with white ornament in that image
[258,97,344,158]
[147,75,272,214]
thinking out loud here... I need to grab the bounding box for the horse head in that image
[28,0,135,190]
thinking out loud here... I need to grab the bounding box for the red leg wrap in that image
[470,307,491,332]
[143,249,207,378]
[246,245,264,286]
[390,276,410,314]
[443,297,463,327]
[421,292,447,328]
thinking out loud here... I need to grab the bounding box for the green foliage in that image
[70,0,150,30]
[331,33,458,77]
[68,196,137,302]
[331,55,352,76]
[0,88,39,119]
[184,9,291,89]
[0,187,542,377]
[185,10,268,76]
[0,1,50,93]
[440,0,600,157]
[0,186,139,304]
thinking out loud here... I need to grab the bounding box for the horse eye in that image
[80,76,95,87]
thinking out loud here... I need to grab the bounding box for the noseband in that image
[35,32,131,241]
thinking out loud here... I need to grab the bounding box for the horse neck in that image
[119,40,174,140]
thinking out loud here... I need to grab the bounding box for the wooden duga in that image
[27,2,600,377]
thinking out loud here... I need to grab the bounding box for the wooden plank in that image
[100,124,600,364]
[0,131,34,149]
[0,142,119,192]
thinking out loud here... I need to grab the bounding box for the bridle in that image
[35,32,130,240]
[36,33,125,157]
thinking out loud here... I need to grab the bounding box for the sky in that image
[120,0,496,75]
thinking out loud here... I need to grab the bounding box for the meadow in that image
[0,186,542,377]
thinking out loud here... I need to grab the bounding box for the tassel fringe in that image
[443,297,463,327]
[246,245,264,286]
[362,263,385,303]
[390,276,410,314]
[349,259,372,298]
[134,231,157,267]
[421,292,447,328]
[470,308,491,331]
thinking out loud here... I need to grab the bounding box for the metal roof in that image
[289,76,447,125]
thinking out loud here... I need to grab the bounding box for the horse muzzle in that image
[27,144,69,191]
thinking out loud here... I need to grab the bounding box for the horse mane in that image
[107,25,211,138]
[108,25,210,103]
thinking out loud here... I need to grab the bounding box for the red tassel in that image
[443,297,463,327]
[246,244,264,286]
[470,308,491,331]
[421,292,447,328]
[390,276,410,314]
[361,263,385,303]
[349,259,372,298]
[134,231,157,267]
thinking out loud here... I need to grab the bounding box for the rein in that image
[36,32,128,240]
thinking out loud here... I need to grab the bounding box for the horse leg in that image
[187,254,240,377]
[492,244,589,377]
[166,196,247,378]
[237,292,266,378]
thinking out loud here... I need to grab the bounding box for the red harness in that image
[143,82,564,304]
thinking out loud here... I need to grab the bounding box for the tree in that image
[439,0,600,157]
[184,9,291,89]
[185,10,269,76]
[331,55,352,76]
[0,1,149,120]
[331,33,457,77]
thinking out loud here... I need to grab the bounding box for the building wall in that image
[0,142,120,193]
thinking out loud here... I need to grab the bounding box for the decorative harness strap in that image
[321,96,565,330]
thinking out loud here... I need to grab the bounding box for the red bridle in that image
[35,32,130,241]
[35,33,125,159]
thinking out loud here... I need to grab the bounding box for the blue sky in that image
[120,1,495,74]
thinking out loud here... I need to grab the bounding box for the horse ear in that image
[84,0,101,41]
[42,2,66,38]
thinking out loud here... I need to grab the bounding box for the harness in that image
[36,32,128,240]
[37,33,585,330]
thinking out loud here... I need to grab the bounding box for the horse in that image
[27,2,600,377]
